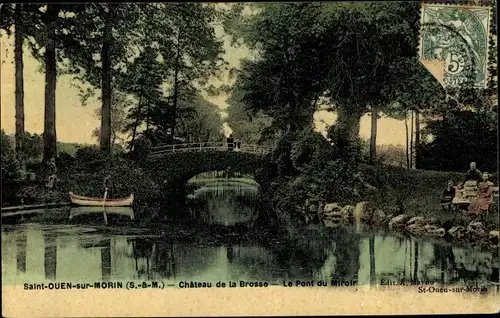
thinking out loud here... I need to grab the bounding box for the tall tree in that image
[63,3,224,150]
[175,96,224,143]
[154,3,225,141]
[224,2,422,156]
[14,4,25,156]
[420,110,497,172]
[414,110,421,168]
[100,5,113,152]
[226,75,273,144]
[92,90,131,146]
[42,4,59,161]
[369,106,379,165]
[61,3,145,151]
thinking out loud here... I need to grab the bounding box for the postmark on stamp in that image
[419,3,492,88]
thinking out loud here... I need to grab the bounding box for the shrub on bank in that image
[269,129,359,227]
[1,130,23,206]
[61,156,161,205]
[14,147,162,206]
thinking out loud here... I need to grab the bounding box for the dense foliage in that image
[1,130,23,206]
[420,110,498,173]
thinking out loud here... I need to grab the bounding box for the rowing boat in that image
[69,192,134,207]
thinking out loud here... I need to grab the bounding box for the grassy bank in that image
[362,165,499,228]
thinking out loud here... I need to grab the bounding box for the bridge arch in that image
[145,144,275,191]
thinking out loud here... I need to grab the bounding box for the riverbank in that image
[6,152,162,208]
[361,165,499,228]
[319,201,499,250]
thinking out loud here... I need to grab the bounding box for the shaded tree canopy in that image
[420,110,498,173]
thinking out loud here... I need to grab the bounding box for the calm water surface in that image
[2,179,499,290]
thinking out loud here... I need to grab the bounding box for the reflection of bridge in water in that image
[151,142,272,156]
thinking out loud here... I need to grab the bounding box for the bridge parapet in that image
[151,142,272,156]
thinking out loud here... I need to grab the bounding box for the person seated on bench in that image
[464,162,483,183]
[468,172,494,217]
[463,162,483,197]
[452,183,469,211]
[440,180,456,210]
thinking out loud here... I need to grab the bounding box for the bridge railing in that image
[150,142,273,156]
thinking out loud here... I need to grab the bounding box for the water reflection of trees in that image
[373,235,498,287]
[267,228,361,282]
[330,229,360,283]
[101,239,111,281]
[43,233,57,280]
[16,231,27,274]
[129,238,222,280]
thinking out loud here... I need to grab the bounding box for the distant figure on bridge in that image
[234,140,241,152]
[227,134,234,151]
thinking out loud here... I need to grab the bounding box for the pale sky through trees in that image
[0,22,411,146]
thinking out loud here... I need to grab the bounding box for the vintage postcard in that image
[1,1,499,317]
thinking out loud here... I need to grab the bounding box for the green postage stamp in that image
[419,3,492,88]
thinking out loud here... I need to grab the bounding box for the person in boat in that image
[227,134,234,151]
[467,172,494,217]
[103,174,114,199]
[440,180,456,210]
[46,157,58,189]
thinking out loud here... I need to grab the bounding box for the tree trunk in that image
[369,105,378,165]
[414,110,421,169]
[14,3,25,156]
[404,114,409,169]
[170,29,181,142]
[335,105,363,155]
[42,4,58,162]
[145,102,150,138]
[410,110,414,169]
[100,5,113,153]
[413,241,419,280]
[129,93,143,151]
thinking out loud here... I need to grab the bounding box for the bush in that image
[75,145,105,163]
[62,156,161,205]
[269,129,359,225]
[1,130,23,206]
[130,135,152,161]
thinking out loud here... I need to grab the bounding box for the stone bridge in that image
[145,142,276,191]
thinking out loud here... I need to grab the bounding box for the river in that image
[2,178,499,291]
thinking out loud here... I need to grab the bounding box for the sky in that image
[1,24,411,147]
